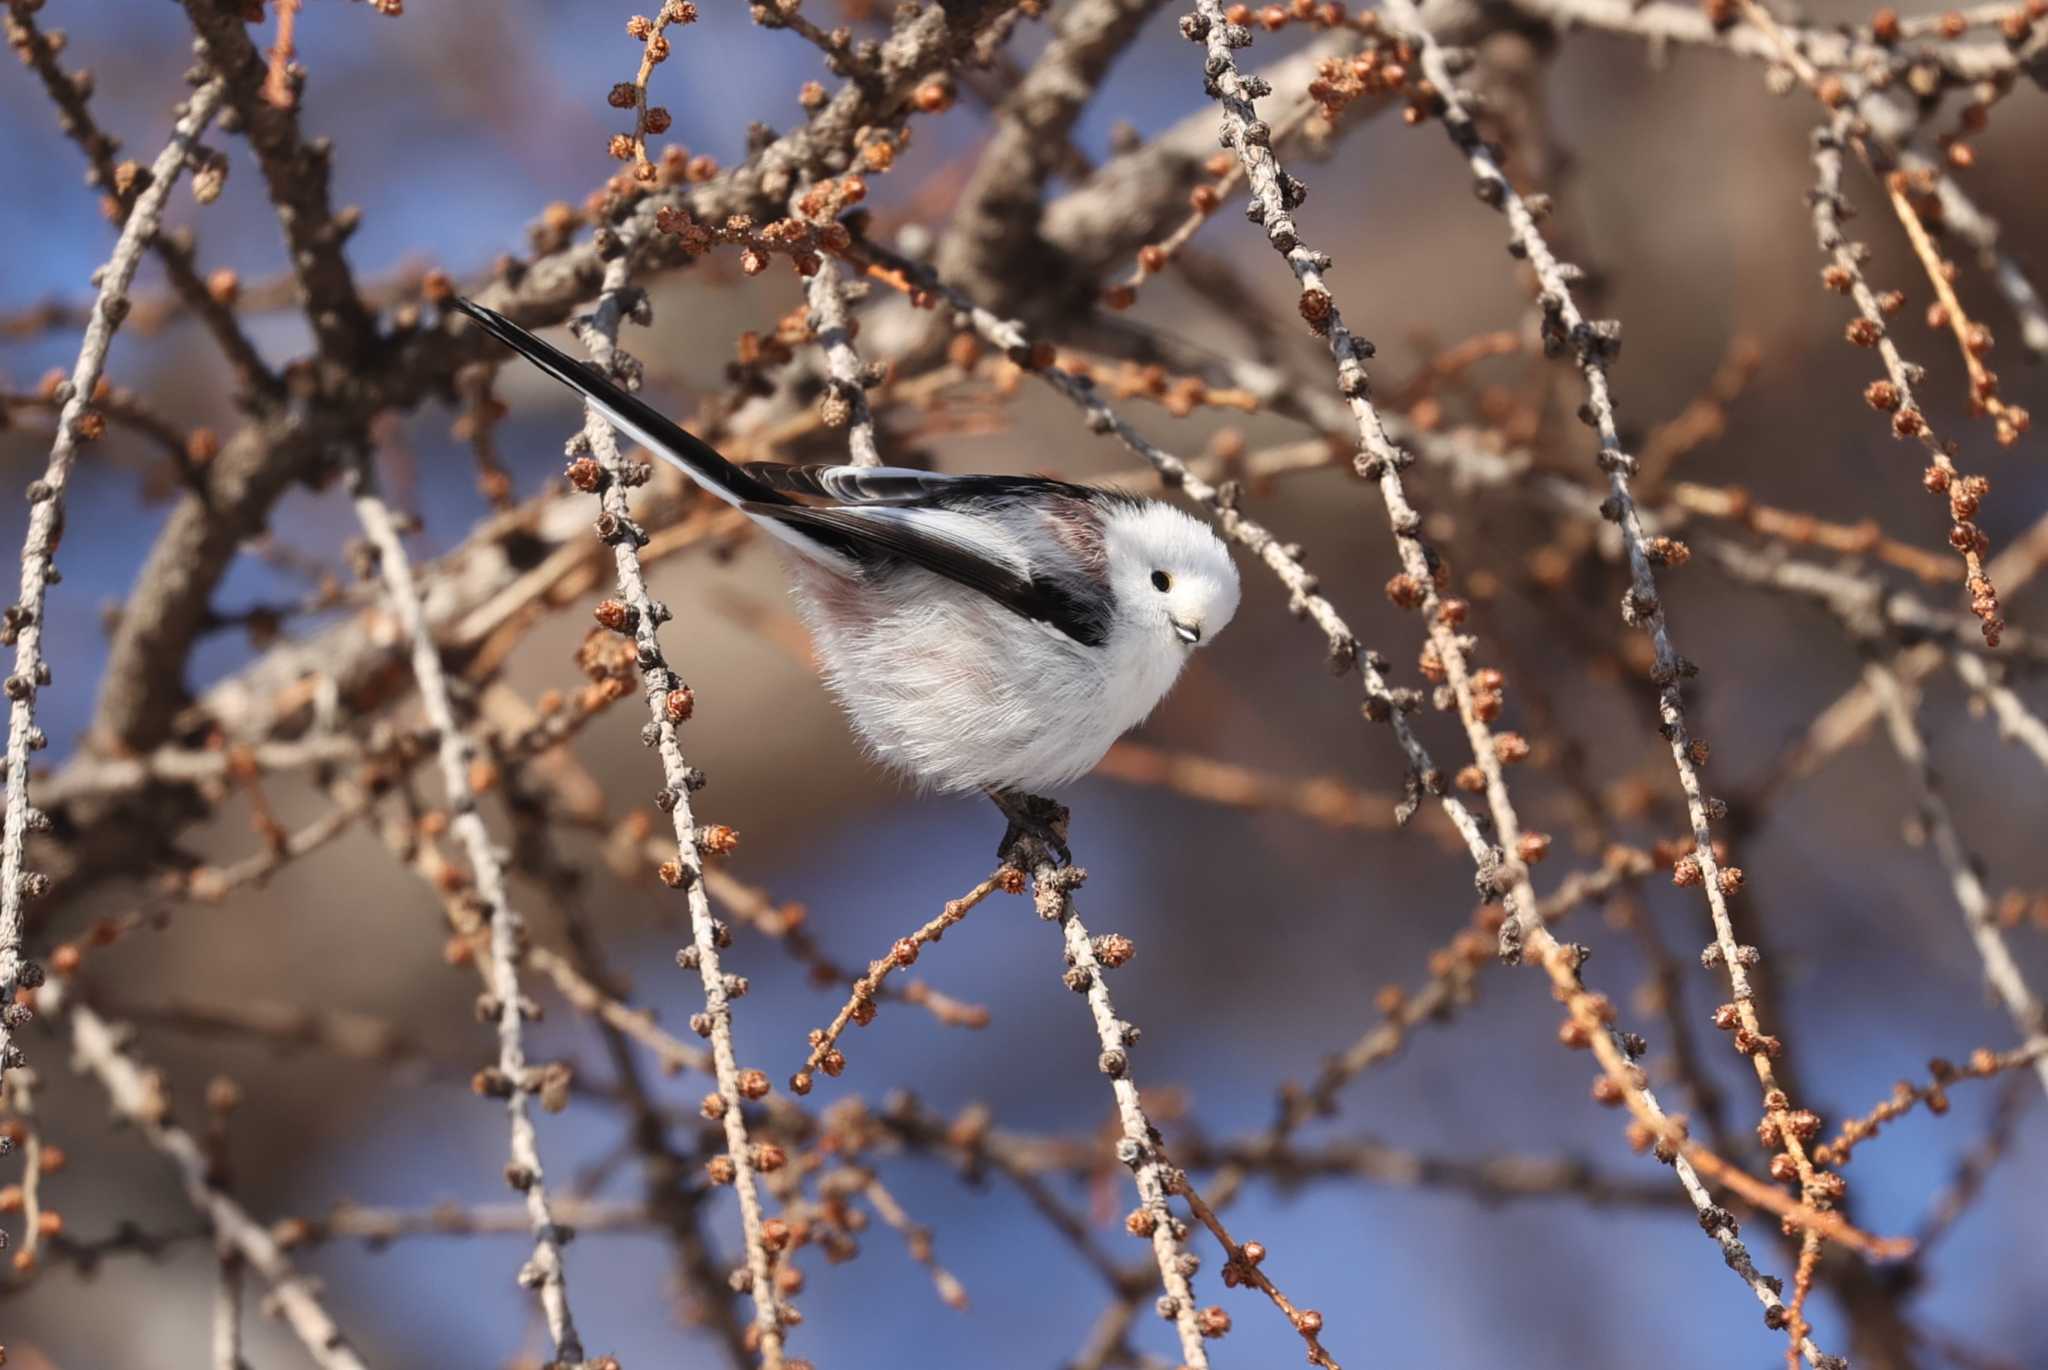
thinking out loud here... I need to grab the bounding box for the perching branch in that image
[997,803,1217,1369]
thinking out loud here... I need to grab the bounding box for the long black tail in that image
[451,297,789,509]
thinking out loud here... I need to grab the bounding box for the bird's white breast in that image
[787,558,1186,793]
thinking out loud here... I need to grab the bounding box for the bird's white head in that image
[1102,501,1241,650]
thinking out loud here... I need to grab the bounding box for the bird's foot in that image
[988,790,1071,868]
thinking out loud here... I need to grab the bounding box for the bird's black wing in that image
[741,500,1113,646]
[457,300,1120,621]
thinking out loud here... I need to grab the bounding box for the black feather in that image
[743,501,1113,647]
[460,303,1122,645]
[452,296,789,509]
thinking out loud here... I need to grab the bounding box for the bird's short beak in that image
[1171,618,1201,645]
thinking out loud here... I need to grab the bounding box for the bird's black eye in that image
[1151,570,1172,592]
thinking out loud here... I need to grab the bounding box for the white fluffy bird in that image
[456,298,1240,799]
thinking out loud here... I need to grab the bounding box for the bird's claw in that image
[990,791,1071,868]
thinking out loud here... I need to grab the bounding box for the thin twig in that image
[570,260,788,1364]
[1952,653,2048,772]
[1883,170,2029,446]
[1,77,226,1088]
[1170,1168,1336,1367]
[805,256,886,469]
[1764,509,2048,792]
[1377,8,1868,1355]
[1002,807,1213,1369]
[278,1196,661,1247]
[64,994,369,1370]
[790,870,1009,1094]
[703,865,992,1030]
[847,1169,970,1311]
[1908,145,2048,364]
[526,945,712,1078]
[2,1068,45,1273]
[1817,1043,2048,1167]
[1805,109,2004,642]
[1863,659,2048,1099]
[1912,1073,2033,1257]
[348,460,588,1362]
[213,1240,245,1370]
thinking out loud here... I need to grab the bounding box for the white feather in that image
[787,499,1240,792]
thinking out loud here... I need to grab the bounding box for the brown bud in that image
[1385,573,1425,609]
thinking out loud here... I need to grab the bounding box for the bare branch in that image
[64,994,370,1370]
[936,0,1166,312]
[804,257,886,468]
[1864,659,2048,1099]
[348,461,589,1361]
[569,263,789,1364]
[2,77,227,1086]
[999,806,1214,1369]
[790,870,1010,1093]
